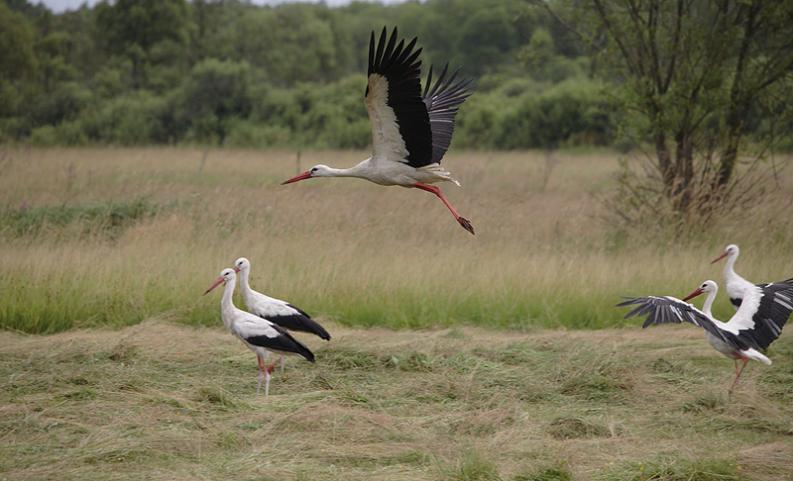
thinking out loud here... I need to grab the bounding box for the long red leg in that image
[257,354,266,372]
[256,355,266,395]
[267,361,277,374]
[413,183,475,235]
[729,358,749,394]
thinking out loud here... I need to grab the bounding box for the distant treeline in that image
[0,0,667,150]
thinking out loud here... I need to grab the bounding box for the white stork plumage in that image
[203,268,315,397]
[619,278,793,393]
[281,26,475,235]
[233,257,330,372]
[711,244,755,309]
[711,244,793,315]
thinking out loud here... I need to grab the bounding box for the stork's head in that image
[281,165,332,184]
[203,268,236,295]
[233,257,250,273]
[711,244,739,264]
[682,280,718,302]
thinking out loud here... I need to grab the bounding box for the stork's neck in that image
[724,252,738,278]
[220,277,237,329]
[702,288,717,318]
[323,159,371,179]
[238,267,252,298]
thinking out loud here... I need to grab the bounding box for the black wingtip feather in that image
[374,27,387,69]
[368,31,375,75]
[423,64,433,97]
[615,297,638,308]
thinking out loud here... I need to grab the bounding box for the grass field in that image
[1,148,792,333]
[2,149,793,480]
[2,320,792,480]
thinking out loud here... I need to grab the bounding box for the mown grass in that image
[0,148,792,333]
[1,321,791,480]
[596,458,751,481]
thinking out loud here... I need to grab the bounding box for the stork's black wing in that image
[365,26,433,168]
[239,320,315,363]
[266,304,331,341]
[422,64,473,164]
[748,278,793,349]
[618,295,756,351]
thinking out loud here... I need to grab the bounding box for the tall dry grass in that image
[1,148,792,333]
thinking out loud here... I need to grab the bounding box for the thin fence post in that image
[199,146,209,174]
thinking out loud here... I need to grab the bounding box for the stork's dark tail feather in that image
[281,304,332,340]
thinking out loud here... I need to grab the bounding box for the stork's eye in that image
[311,167,318,173]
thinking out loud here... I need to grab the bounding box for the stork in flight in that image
[711,244,793,316]
[233,257,330,372]
[204,268,315,397]
[282,26,475,235]
[619,278,793,393]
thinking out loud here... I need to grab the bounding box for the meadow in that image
[1,148,792,334]
[1,148,793,480]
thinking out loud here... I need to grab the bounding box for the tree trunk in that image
[718,0,760,186]
[654,131,673,191]
[673,129,694,211]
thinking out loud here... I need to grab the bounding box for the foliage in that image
[0,2,37,127]
[1,0,623,149]
[0,0,790,168]
[175,58,253,144]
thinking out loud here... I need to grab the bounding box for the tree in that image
[457,6,519,75]
[95,0,190,89]
[176,58,252,145]
[555,0,793,217]
[0,2,37,126]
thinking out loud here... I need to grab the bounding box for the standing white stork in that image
[281,26,475,235]
[203,268,315,397]
[618,278,793,393]
[233,257,330,372]
[711,244,793,314]
[710,244,755,309]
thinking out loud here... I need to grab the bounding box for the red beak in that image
[282,171,312,185]
[682,287,704,302]
[711,251,729,264]
[203,276,225,295]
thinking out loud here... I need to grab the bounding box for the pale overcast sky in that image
[36,0,401,14]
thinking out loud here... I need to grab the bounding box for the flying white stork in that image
[281,26,475,235]
[233,257,330,372]
[711,244,793,315]
[618,278,793,393]
[204,268,315,397]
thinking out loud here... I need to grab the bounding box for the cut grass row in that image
[2,321,791,480]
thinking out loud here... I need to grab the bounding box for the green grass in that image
[2,321,791,480]
[597,458,751,481]
[0,198,159,237]
[514,464,573,481]
[0,148,792,334]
